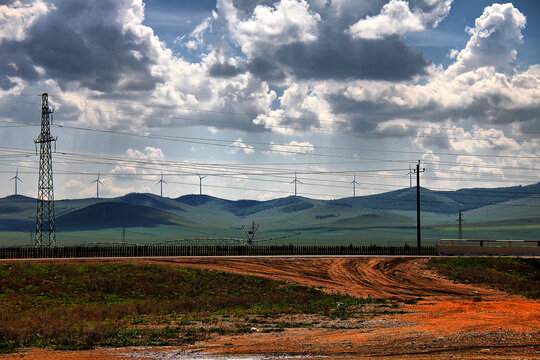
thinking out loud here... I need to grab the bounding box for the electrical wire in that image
[2,159,539,201]
[50,94,540,138]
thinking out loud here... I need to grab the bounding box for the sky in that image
[0,0,539,201]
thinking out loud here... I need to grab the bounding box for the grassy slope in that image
[0,263,373,353]
[427,257,540,299]
[1,190,539,245]
[464,196,540,222]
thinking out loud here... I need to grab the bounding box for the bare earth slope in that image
[2,256,539,359]
[137,256,500,299]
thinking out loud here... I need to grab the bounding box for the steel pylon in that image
[34,93,57,247]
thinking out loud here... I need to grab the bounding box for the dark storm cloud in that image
[224,1,431,82]
[0,42,40,89]
[231,0,276,16]
[272,33,429,81]
[246,57,286,81]
[0,0,163,92]
[517,115,540,137]
[328,93,427,130]
[208,61,244,77]
[328,87,540,145]
[408,0,451,27]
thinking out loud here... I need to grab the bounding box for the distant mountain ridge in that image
[1,182,539,235]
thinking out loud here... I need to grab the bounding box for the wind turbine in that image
[405,164,413,188]
[156,172,167,197]
[290,172,302,197]
[10,168,22,195]
[197,173,207,195]
[351,173,359,197]
[91,172,104,199]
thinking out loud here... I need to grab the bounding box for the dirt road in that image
[2,256,539,359]
[56,256,507,299]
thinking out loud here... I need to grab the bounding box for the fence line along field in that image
[0,244,436,259]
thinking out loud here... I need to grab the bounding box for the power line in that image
[1,120,539,164]
[1,149,539,192]
[53,148,540,172]
[49,127,540,171]
[48,94,540,138]
[3,162,540,204]
[11,158,538,187]
[4,107,538,146]
[48,122,540,160]
[2,121,540,171]
[3,154,539,185]
[65,108,540,142]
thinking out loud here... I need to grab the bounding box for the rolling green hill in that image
[1,182,538,245]
[55,202,193,230]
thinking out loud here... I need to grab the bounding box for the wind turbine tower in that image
[92,172,103,199]
[405,165,413,188]
[351,173,359,197]
[157,172,167,197]
[10,168,23,195]
[291,172,302,197]
[197,173,206,195]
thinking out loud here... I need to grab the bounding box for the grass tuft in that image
[0,263,370,352]
[427,257,539,299]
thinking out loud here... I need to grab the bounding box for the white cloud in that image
[1,0,539,200]
[449,155,504,179]
[228,138,254,154]
[449,3,526,73]
[270,140,314,155]
[0,0,49,44]
[349,0,423,40]
[340,3,536,132]
[253,109,293,135]
[180,16,212,50]
[342,62,540,128]
[0,0,277,135]
[253,82,344,134]
[111,146,165,175]
[414,124,521,153]
[221,0,321,57]
[375,119,417,136]
[349,0,452,40]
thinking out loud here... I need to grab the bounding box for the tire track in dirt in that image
[326,257,491,298]
[3,256,535,360]
[27,256,505,299]
[138,257,503,299]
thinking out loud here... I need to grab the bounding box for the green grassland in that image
[1,187,539,246]
[0,263,386,353]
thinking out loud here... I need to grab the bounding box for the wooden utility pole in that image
[414,160,425,254]
[457,210,464,240]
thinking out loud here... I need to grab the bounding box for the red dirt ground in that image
[1,256,539,359]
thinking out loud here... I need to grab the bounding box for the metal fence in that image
[0,244,437,259]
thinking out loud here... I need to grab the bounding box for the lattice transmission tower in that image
[34,93,57,247]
